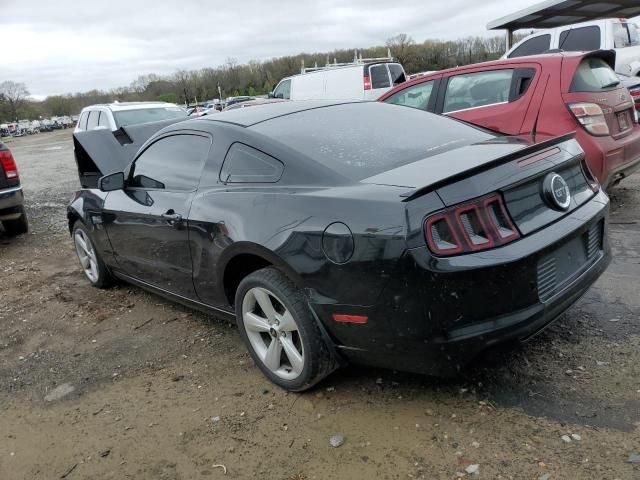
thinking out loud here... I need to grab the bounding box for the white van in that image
[502,18,640,76]
[272,55,406,101]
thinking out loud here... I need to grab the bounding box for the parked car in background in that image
[18,120,39,135]
[39,119,54,132]
[495,16,640,77]
[69,100,610,390]
[380,50,640,188]
[0,141,28,235]
[224,96,256,108]
[222,98,286,111]
[75,102,188,133]
[271,53,406,101]
[618,72,640,114]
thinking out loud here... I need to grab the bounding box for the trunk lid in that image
[562,52,637,140]
[372,133,595,248]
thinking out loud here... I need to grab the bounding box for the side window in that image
[220,143,284,183]
[79,112,89,130]
[131,134,210,191]
[508,34,551,58]
[510,68,537,101]
[273,79,291,99]
[86,111,99,130]
[369,65,391,89]
[443,70,514,113]
[384,81,435,111]
[97,112,109,128]
[558,26,601,51]
[388,64,406,86]
[613,22,639,48]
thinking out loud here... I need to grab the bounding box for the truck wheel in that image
[2,206,28,235]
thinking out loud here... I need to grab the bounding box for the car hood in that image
[73,118,185,188]
[361,133,574,194]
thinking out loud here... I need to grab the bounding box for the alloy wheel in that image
[74,229,99,283]
[242,287,305,380]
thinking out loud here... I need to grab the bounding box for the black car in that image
[0,141,28,235]
[68,101,611,391]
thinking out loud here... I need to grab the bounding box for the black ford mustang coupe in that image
[68,101,611,391]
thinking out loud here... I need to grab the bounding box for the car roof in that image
[393,51,600,89]
[82,102,181,112]
[196,100,362,127]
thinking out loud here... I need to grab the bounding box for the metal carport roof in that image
[487,0,640,32]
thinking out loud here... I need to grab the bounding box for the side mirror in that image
[98,172,125,192]
[267,92,275,99]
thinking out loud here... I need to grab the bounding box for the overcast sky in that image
[0,0,626,98]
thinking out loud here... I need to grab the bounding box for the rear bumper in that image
[316,191,610,376]
[0,186,24,220]
[578,126,640,186]
[603,149,640,188]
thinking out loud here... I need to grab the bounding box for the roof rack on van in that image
[300,49,395,74]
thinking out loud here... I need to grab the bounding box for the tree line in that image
[0,32,520,122]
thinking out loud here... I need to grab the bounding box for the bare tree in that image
[386,33,416,68]
[130,74,161,94]
[0,81,29,121]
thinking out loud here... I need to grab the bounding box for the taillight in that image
[568,103,609,136]
[425,193,520,256]
[363,76,371,91]
[0,149,18,179]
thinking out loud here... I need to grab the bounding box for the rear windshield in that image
[251,103,494,181]
[388,64,406,86]
[113,106,187,127]
[369,65,391,89]
[570,57,620,92]
[613,22,640,48]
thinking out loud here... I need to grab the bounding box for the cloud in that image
[3,0,633,96]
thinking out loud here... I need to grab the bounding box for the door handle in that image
[161,210,183,226]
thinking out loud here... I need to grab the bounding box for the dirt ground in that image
[0,129,639,480]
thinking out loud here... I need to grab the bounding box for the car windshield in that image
[113,106,187,127]
[613,22,640,48]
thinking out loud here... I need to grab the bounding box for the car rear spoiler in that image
[400,132,577,202]
[73,118,185,188]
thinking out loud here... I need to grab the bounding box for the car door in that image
[102,132,211,298]
[436,65,539,135]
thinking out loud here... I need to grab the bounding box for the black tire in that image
[72,220,113,289]
[3,206,29,236]
[235,267,336,391]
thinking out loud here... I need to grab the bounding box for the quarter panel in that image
[188,184,409,311]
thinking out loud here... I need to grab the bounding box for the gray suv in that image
[0,141,28,235]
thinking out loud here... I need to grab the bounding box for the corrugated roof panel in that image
[487,0,639,31]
